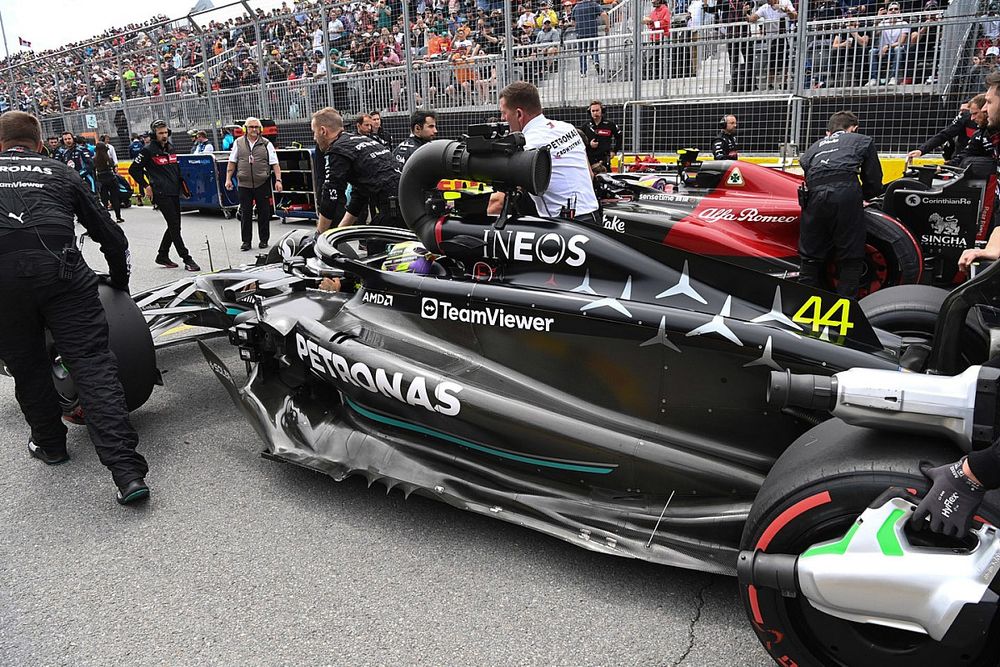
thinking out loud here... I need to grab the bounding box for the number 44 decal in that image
[792,296,854,337]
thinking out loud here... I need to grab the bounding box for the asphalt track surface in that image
[0,205,773,666]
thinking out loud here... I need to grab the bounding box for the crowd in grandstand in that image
[0,0,997,119]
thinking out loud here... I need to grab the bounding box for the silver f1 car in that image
[193,128,1000,665]
[18,126,1000,666]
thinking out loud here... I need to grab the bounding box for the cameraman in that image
[496,81,599,223]
[0,111,149,505]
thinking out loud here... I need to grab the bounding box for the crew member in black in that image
[0,111,149,505]
[370,111,394,148]
[311,107,402,233]
[908,96,983,162]
[945,101,996,175]
[129,120,201,271]
[392,109,438,168]
[580,100,622,173]
[958,71,1000,272]
[798,110,883,298]
[712,114,739,160]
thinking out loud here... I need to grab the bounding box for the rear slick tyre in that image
[859,284,988,368]
[738,419,1000,667]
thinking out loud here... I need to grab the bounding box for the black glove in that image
[97,273,130,293]
[911,457,985,537]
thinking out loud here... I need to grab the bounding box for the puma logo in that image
[7,212,26,224]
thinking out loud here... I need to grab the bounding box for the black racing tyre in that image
[862,211,923,294]
[48,284,157,414]
[824,213,923,297]
[859,284,989,367]
[739,419,1000,667]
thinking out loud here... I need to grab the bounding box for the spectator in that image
[535,0,560,27]
[903,5,939,84]
[748,0,797,90]
[642,0,669,78]
[518,3,538,29]
[831,16,871,87]
[536,18,561,73]
[867,2,909,86]
[575,0,609,77]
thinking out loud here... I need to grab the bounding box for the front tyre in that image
[739,419,1000,667]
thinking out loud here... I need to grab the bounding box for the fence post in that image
[242,0,269,118]
[401,0,416,116]
[788,0,809,150]
[320,3,333,111]
[198,34,222,149]
[504,0,514,86]
[631,0,643,154]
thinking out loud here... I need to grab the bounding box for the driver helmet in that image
[276,229,316,261]
[380,241,440,274]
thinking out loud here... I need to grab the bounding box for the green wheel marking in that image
[876,508,907,557]
[801,521,862,558]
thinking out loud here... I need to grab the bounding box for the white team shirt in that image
[521,114,599,218]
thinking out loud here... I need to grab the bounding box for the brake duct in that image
[739,496,1000,644]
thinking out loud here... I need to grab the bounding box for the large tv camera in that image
[461,122,525,157]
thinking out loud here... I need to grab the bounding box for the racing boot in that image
[835,258,865,299]
[155,254,179,268]
[798,258,825,289]
[116,478,150,506]
[183,257,201,272]
[27,438,69,465]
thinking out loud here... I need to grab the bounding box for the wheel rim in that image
[825,243,891,297]
[773,508,1000,665]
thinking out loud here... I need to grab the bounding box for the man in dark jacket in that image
[129,120,200,271]
[392,109,437,168]
[311,107,402,233]
[798,110,883,298]
[908,96,984,161]
[0,111,149,505]
[580,100,621,173]
[945,102,997,177]
[370,111,394,148]
[57,131,95,190]
[712,114,739,160]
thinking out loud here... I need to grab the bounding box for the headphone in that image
[719,115,730,130]
[150,120,172,137]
